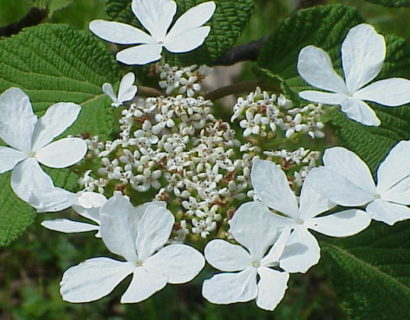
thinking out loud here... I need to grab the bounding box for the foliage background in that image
[1,0,410,319]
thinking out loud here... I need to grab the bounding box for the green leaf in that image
[322,221,410,320]
[0,23,119,246]
[365,0,410,7]
[257,4,410,317]
[106,0,255,65]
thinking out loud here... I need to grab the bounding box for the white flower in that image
[307,141,410,226]
[250,160,371,272]
[60,195,205,303]
[41,192,108,237]
[103,72,138,107]
[202,205,301,311]
[42,192,167,238]
[89,0,216,65]
[297,23,410,126]
[0,88,87,211]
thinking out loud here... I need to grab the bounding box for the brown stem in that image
[214,36,269,66]
[138,86,164,97]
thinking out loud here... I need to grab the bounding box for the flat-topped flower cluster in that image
[1,0,410,313]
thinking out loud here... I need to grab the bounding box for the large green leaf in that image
[322,221,410,320]
[0,23,119,247]
[257,4,410,318]
[106,0,255,65]
[365,0,410,7]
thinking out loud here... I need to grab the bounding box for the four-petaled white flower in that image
[307,141,410,226]
[250,160,371,272]
[298,23,410,126]
[89,0,216,65]
[103,72,138,107]
[0,88,87,211]
[202,205,304,311]
[60,195,205,303]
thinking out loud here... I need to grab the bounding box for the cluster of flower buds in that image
[232,87,325,139]
[79,65,253,239]
[157,63,213,97]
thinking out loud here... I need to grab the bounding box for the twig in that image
[214,36,269,66]
[138,86,164,97]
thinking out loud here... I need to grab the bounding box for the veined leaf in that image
[322,221,410,320]
[0,23,119,247]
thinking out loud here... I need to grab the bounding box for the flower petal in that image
[299,91,347,105]
[204,239,252,272]
[11,158,76,212]
[167,1,215,37]
[376,140,410,205]
[323,147,376,193]
[118,72,138,103]
[76,191,107,209]
[41,219,99,234]
[35,138,87,168]
[164,26,211,53]
[136,204,174,260]
[251,160,299,218]
[132,0,176,39]
[89,20,154,44]
[145,244,205,283]
[121,267,167,303]
[355,78,410,106]
[0,87,37,152]
[366,199,410,225]
[307,167,375,207]
[280,226,320,273]
[308,146,377,206]
[116,44,163,65]
[60,257,134,303]
[0,146,26,174]
[299,173,336,220]
[229,201,290,260]
[342,24,386,93]
[31,102,81,152]
[202,268,258,304]
[297,45,346,93]
[72,192,106,224]
[256,267,289,311]
[340,98,381,126]
[100,195,141,262]
[260,227,291,267]
[307,209,371,237]
[102,83,118,104]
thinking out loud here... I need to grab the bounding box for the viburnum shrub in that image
[1,0,410,317]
